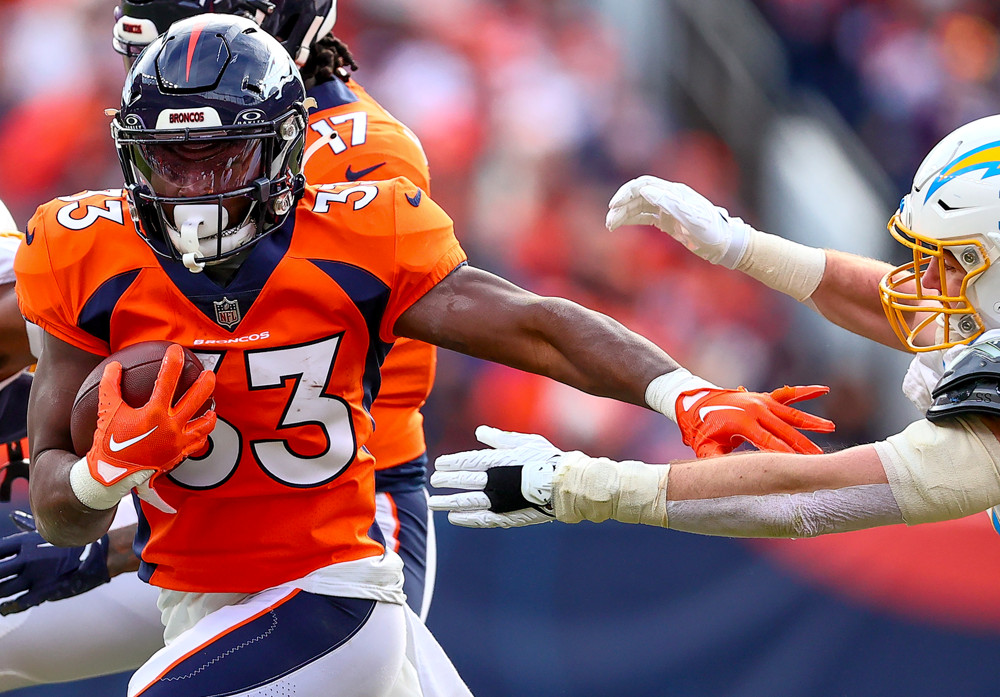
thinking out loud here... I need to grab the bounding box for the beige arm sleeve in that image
[873,416,1000,524]
[552,452,669,526]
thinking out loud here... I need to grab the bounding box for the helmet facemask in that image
[115,113,306,272]
[879,210,990,352]
[876,117,1000,352]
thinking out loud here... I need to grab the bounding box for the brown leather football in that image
[70,341,206,457]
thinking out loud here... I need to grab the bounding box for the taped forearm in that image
[70,457,150,511]
[735,230,826,302]
[552,452,669,525]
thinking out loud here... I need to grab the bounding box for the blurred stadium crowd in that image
[4,1,1000,696]
[0,0,797,465]
[757,0,1000,192]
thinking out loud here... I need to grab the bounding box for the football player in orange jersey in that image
[0,3,835,693]
[0,1,440,691]
[0,5,445,691]
[115,0,439,620]
[15,15,835,697]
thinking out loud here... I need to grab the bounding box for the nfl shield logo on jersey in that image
[213,297,241,329]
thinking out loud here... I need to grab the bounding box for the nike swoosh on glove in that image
[87,343,217,486]
[73,344,217,511]
[429,426,560,528]
[676,385,835,458]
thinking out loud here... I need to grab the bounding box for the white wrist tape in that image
[70,457,151,511]
[552,451,670,526]
[873,416,1000,525]
[645,369,718,422]
[735,230,826,302]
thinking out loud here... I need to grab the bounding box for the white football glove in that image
[429,426,564,529]
[606,175,753,269]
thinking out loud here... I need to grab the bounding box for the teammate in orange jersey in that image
[16,15,833,696]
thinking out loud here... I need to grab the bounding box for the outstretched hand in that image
[606,175,752,269]
[676,385,835,458]
[429,426,561,528]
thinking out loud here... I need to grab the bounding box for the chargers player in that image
[428,117,1000,563]
[17,16,834,696]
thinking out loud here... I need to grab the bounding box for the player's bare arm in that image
[26,333,109,546]
[396,264,834,456]
[808,250,912,349]
[431,319,1000,532]
[27,332,215,547]
[395,265,673,407]
[107,525,140,576]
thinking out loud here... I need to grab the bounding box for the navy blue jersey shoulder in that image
[927,339,1000,421]
[77,270,142,346]
[309,259,391,413]
[308,78,359,112]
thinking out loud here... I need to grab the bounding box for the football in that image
[70,341,207,457]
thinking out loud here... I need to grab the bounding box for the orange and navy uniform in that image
[15,180,465,592]
[304,77,434,475]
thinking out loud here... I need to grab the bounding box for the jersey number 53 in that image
[168,334,356,490]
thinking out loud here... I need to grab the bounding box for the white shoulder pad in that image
[0,199,15,233]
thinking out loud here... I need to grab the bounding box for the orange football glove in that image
[675,385,835,458]
[86,344,217,487]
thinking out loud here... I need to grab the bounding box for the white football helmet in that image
[0,198,15,232]
[880,115,1000,352]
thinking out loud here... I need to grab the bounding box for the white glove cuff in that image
[70,457,151,511]
[718,217,751,269]
[522,457,557,506]
[552,451,670,526]
[735,230,826,302]
[645,369,718,421]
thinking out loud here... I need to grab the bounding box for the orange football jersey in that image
[16,180,465,592]
[304,77,434,470]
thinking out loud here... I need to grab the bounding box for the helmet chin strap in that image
[171,204,229,273]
